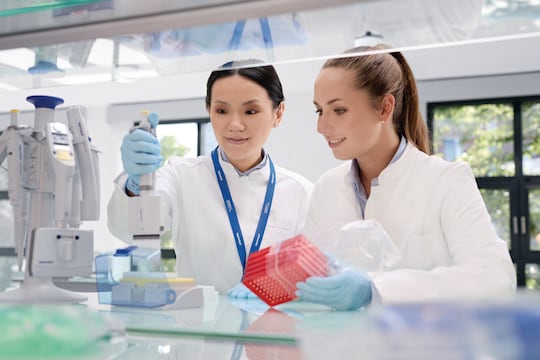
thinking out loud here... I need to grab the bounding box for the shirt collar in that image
[220,147,268,176]
[348,136,408,186]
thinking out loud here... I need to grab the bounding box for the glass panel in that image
[157,122,195,251]
[157,122,198,159]
[155,121,215,250]
[522,100,540,176]
[0,199,14,247]
[0,0,113,17]
[525,263,540,290]
[480,189,511,249]
[118,334,298,359]
[0,256,17,291]
[1,0,540,87]
[432,103,514,177]
[529,188,540,251]
[0,0,254,34]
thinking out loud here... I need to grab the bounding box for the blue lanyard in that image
[211,147,276,273]
[228,18,274,51]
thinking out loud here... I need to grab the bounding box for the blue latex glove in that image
[295,269,372,311]
[227,283,259,299]
[121,112,162,195]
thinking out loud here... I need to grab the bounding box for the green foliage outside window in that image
[160,135,190,161]
[433,103,515,249]
[158,134,191,258]
[432,100,540,289]
[432,103,515,177]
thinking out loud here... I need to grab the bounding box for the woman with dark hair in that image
[108,61,313,295]
[295,45,516,310]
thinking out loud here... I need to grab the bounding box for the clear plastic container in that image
[243,235,328,306]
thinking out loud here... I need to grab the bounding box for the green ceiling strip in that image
[0,0,106,17]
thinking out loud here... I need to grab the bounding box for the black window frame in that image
[427,95,540,287]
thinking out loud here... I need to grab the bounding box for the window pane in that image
[529,188,540,251]
[154,121,216,251]
[156,122,198,159]
[432,104,514,177]
[522,100,540,176]
[200,122,217,155]
[161,229,173,250]
[480,188,510,249]
[526,263,540,290]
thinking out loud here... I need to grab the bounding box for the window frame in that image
[154,117,213,261]
[427,95,540,287]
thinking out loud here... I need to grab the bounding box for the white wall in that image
[0,36,539,252]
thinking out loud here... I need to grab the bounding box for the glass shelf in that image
[0,0,539,90]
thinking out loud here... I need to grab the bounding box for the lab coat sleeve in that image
[373,162,516,303]
[106,173,132,242]
[293,179,314,234]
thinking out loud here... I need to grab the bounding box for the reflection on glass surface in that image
[0,199,14,247]
[115,335,298,360]
[0,257,16,291]
[0,0,539,88]
[522,100,540,176]
[0,0,244,34]
[529,188,540,251]
[161,257,175,272]
[479,189,511,249]
[0,161,7,191]
[432,103,514,177]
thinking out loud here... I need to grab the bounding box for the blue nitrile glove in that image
[295,269,372,311]
[121,112,162,195]
[227,283,259,299]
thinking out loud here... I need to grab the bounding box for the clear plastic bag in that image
[330,219,402,276]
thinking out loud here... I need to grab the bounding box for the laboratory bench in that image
[2,259,540,359]
[87,289,540,359]
[1,256,540,360]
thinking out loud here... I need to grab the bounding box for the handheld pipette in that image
[127,111,162,245]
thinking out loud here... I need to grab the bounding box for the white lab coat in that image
[304,144,516,303]
[108,153,313,294]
